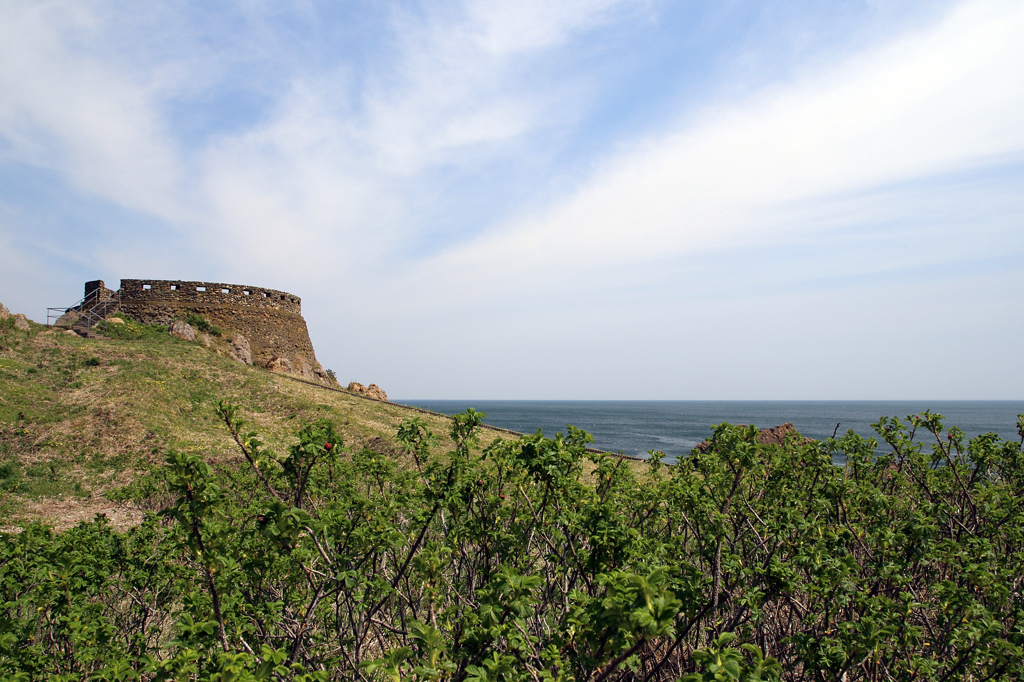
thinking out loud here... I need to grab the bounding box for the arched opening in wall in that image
[243,290,250,296]
[170,285,178,290]
[197,287,206,292]
[143,284,151,290]
[221,288,230,294]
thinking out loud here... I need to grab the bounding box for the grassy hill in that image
[0,314,469,530]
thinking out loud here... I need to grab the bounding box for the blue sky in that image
[2,0,1022,399]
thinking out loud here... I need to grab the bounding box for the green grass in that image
[0,460,20,491]
[95,313,170,340]
[184,312,222,336]
[0,316,486,529]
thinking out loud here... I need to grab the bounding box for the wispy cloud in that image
[180,0,658,277]
[0,1,185,219]
[0,0,1021,398]
[397,0,1024,307]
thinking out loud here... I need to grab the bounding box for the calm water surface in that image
[395,400,1024,463]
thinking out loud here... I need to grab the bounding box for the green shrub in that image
[2,408,1023,680]
[185,313,222,337]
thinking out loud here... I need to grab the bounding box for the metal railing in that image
[47,290,120,331]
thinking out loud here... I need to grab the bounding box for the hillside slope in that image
[0,315,464,529]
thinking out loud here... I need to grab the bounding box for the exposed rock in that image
[0,302,8,320]
[347,381,388,402]
[293,355,314,380]
[228,333,252,365]
[265,355,325,380]
[105,316,125,325]
[54,310,80,327]
[13,314,30,331]
[266,356,293,373]
[201,333,212,348]
[693,422,812,454]
[756,422,811,447]
[169,320,197,341]
[314,368,337,386]
[65,329,79,336]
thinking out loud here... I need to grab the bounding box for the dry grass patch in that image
[0,325,456,528]
[1,320,644,530]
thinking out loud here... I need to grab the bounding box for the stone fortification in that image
[118,279,302,315]
[84,280,117,304]
[78,279,333,384]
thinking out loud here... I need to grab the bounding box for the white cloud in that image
[463,0,646,55]
[357,0,648,173]
[182,0,656,275]
[0,0,652,281]
[386,0,1024,308]
[0,1,187,221]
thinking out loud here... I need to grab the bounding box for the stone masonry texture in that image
[78,279,331,383]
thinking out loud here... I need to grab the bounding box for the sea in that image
[395,400,1024,463]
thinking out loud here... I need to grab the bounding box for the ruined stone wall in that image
[119,279,300,314]
[113,279,330,384]
[84,280,116,304]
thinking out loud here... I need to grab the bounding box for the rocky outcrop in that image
[692,422,812,454]
[294,355,312,379]
[756,422,812,447]
[0,302,8,320]
[264,354,339,385]
[13,314,30,331]
[314,368,337,386]
[169,320,197,341]
[228,333,252,365]
[54,310,80,327]
[266,356,293,374]
[105,316,125,325]
[347,382,388,402]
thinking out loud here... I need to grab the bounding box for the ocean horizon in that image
[395,400,1024,463]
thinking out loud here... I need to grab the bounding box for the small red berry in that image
[324,443,333,450]
[499,494,505,500]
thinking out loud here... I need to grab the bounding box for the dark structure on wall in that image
[65,279,333,384]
